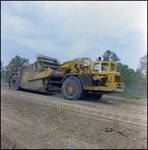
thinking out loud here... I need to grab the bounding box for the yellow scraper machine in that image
[9,54,124,100]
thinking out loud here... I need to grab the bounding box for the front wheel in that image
[10,74,20,90]
[62,76,86,100]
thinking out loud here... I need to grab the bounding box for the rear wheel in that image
[10,74,20,90]
[62,76,86,100]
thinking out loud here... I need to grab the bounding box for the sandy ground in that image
[1,83,147,149]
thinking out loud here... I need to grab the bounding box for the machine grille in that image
[115,75,121,82]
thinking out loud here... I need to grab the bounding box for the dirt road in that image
[1,83,147,149]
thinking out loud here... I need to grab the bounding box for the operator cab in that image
[93,61,116,73]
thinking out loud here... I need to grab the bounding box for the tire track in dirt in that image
[1,90,147,127]
[1,87,146,105]
[1,89,147,116]
[1,82,147,106]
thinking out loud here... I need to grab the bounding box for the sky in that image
[1,1,147,71]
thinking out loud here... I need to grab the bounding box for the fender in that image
[61,74,77,83]
[61,74,92,87]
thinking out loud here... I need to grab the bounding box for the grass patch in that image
[123,92,146,99]
[109,92,146,99]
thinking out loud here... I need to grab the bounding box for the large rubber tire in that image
[10,74,20,90]
[62,76,86,100]
[87,94,103,100]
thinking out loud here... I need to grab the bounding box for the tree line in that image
[1,55,29,82]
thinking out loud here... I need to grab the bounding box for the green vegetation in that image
[1,55,29,82]
[98,50,121,63]
[110,92,146,100]
[124,92,146,99]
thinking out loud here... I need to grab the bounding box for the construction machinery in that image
[9,54,124,100]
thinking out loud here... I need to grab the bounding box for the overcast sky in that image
[1,1,147,71]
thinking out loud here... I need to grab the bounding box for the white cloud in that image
[1,1,147,70]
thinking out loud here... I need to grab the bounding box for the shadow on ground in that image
[19,88,117,105]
